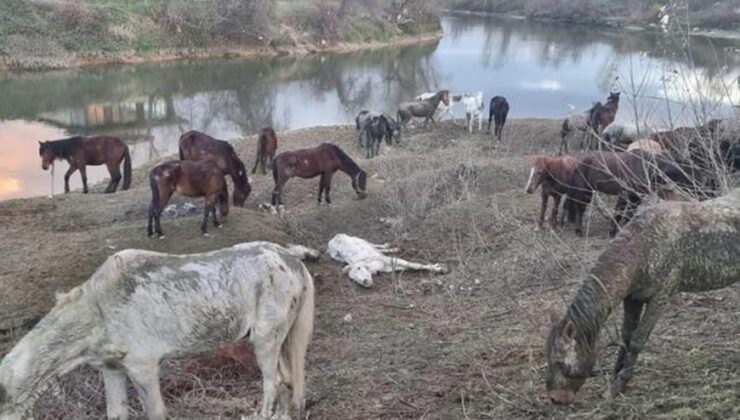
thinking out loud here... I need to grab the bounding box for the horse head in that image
[525,157,549,193]
[38,141,55,170]
[342,264,373,287]
[232,160,251,206]
[607,91,621,105]
[545,314,596,404]
[439,90,451,106]
[353,171,368,199]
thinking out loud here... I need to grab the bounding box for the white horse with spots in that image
[0,242,318,420]
[459,92,485,133]
[327,233,448,287]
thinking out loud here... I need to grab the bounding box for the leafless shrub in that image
[34,0,108,35]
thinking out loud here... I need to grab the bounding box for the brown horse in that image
[589,91,620,137]
[524,155,578,227]
[252,127,278,175]
[178,130,251,206]
[271,143,367,207]
[546,189,740,404]
[39,136,132,194]
[566,150,695,236]
[147,160,229,238]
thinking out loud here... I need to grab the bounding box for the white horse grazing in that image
[459,92,485,133]
[327,233,448,288]
[0,242,317,420]
[415,91,461,124]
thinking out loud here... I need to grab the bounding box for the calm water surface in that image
[1,15,739,199]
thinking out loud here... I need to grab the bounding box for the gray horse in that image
[397,90,450,130]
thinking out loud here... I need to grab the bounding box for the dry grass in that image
[0,119,738,419]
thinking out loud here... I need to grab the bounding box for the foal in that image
[252,127,278,175]
[147,160,229,238]
[524,155,578,227]
[272,143,367,207]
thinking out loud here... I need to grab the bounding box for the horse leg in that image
[252,322,290,419]
[272,177,288,207]
[613,297,644,383]
[105,163,121,193]
[79,165,89,193]
[317,173,326,205]
[251,156,260,175]
[611,289,673,396]
[550,194,562,226]
[102,368,129,420]
[324,171,334,204]
[538,192,548,227]
[201,198,215,235]
[384,257,447,274]
[126,358,166,420]
[153,188,172,238]
[611,196,628,237]
[64,165,77,193]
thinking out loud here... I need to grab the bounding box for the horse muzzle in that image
[548,389,576,405]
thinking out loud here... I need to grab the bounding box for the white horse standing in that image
[327,233,448,287]
[459,92,485,133]
[0,242,317,420]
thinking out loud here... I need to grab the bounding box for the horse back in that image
[79,135,126,165]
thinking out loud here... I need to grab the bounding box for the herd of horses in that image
[22,87,739,419]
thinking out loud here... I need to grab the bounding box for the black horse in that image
[488,96,510,141]
[361,114,400,158]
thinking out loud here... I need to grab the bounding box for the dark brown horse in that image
[589,91,620,137]
[488,96,510,141]
[566,150,695,236]
[147,159,229,238]
[178,130,251,206]
[524,155,578,227]
[252,127,278,175]
[546,189,739,404]
[39,136,132,194]
[271,143,367,207]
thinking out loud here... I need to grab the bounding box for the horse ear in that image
[342,265,352,274]
[563,319,575,340]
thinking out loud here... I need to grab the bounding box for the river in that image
[1,14,739,200]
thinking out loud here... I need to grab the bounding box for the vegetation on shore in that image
[0,0,442,70]
[448,0,740,31]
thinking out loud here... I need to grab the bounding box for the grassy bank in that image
[1,119,739,419]
[448,0,740,32]
[0,0,442,70]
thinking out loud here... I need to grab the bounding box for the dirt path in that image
[1,119,738,419]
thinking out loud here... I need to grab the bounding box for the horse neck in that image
[338,161,360,178]
[0,303,98,412]
[429,91,446,108]
[567,231,641,352]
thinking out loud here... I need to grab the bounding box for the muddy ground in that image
[0,119,738,419]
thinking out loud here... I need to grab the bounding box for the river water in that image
[1,14,739,200]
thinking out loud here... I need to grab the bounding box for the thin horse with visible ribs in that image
[252,127,278,175]
[546,188,740,404]
[0,241,317,420]
[271,143,367,207]
[39,136,132,194]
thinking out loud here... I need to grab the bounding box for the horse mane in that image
[46,136,83,158]
[330,144,363,175]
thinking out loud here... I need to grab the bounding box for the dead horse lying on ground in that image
[546,187,740,404]
[0,242,318,420]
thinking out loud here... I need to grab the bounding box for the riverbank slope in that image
[1,119,738,419]
[0,0,441,70]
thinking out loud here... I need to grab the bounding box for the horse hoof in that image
[158,235,166,240]
[203,233,210,237]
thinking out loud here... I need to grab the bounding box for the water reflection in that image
[1,15,739,199]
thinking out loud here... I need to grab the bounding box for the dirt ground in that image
[0,119,738,419]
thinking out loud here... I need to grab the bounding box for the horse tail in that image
[279,269,314,411]
[122,144,132,190]
[178,144,185,161]
[272,156,280,183]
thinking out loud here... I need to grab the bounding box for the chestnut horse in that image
[566,150,694,236]
[525,155,578,227]
[272,143,367,207]
[178,130,251,206]
[147,160,229,238]
[252,127,278,175]
[39,136,131,194]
